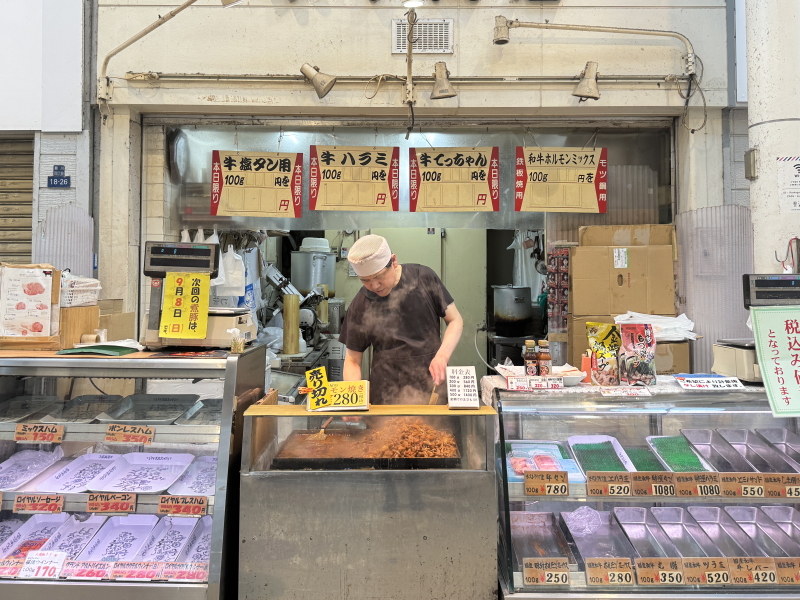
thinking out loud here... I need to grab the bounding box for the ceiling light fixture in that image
[403,0,424,7]
[430,62,456,99]
[300,63,337,99]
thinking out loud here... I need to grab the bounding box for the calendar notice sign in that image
[446,366,480,409]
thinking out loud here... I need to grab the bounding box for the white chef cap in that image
[348,234,392,277]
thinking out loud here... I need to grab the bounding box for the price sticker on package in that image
[523,471,569,496]
[522,558,569,586]
[586,472,631,496]
[158,495,208,516]
[586,558,634,586]
[15,424,63,444]
[13,494,64,514]
[681,558,731,586]
[729,557,778,585]
[18,551,67,579]
[635,557,685,586]
[105,424,155,445]
[87,493,137,513]
[162,562,210,583]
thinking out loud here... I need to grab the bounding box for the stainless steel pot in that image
[291,251,336,296]
[492,285,533,337]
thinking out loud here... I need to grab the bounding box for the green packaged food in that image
[572,441,627,472]
[650,436,708,472]
[625,447,666,472]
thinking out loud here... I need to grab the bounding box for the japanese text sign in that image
[211,151,302,218]
[87,493,137,513]
[14,423,63,443]
[105,423,155,445]
[778,156,800,214]
[309,146,399,211]
[674,376,744,390]
[751,307,800,416]
[305,367,369,411]
[18,551,67,579]
[515,147,608,213]
[158,495,208,516]
[159,272,210,339]
[409,147,499,212]
[13,494,64,514]
[446,366,480,409]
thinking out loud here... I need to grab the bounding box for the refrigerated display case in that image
[238,403,498,600]
[495,386,800,599]
[0,345,266,600]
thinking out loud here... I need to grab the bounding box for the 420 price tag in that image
[305,366,370,411]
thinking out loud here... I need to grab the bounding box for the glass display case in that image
[495,386,800,598]
[0,346,266,600]
[238,403,497,600]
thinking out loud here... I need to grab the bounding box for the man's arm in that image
[343,348,364,381]
[429,302,464,385]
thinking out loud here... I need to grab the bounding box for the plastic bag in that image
[618,323,657,386]
[204,227,225,287]
[215,246,244,296]
[586,322,621,386]
[614,312,697,342]
[506,230,544,304]
[237,247,263,311]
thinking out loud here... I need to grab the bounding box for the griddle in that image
[271,430,462,470]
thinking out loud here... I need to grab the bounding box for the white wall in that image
[0,0,83,132]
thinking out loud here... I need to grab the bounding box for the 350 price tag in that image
[105,424,155,445]
[15,424,64,444]
[87,493,136,513]
[635,557,685,586]
[158,495,208,516]
[13,494,64,514]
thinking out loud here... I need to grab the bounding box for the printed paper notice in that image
[751,306,800,416]
[159,272,210,339]
[410,147,499,212]
[778,156,800,213]
[446,366,480,409]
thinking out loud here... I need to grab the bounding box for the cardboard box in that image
[98,299,124,316]
[568,314,691,374]
[99,312,136,342]
[579,224,675,247]
[570,246,675,316]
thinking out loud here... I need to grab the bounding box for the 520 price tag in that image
[587,472,631,497]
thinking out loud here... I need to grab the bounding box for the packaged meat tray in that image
[0,513,69,559]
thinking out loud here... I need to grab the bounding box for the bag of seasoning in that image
[586,322,621,386]
[618,323,657,386]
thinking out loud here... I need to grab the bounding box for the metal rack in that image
[0,346,266,600]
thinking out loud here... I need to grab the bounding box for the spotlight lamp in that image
[430,62,457,100]
[572,61,600,101]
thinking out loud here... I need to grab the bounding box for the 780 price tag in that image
[524,471,569,496]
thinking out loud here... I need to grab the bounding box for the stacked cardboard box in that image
[568,225,688,373]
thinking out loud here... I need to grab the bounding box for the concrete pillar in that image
[746,0,800,272]
[96,106,141,314]
[676,107,726,213]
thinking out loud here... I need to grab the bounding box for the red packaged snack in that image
[619,323,657,386]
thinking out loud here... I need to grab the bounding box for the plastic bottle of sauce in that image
[537,340,552,376]
[524,340,538,376]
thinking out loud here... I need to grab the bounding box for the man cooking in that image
[340,234,463,405]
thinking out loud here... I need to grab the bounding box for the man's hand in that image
[429,354,448,386]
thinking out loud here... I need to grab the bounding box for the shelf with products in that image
[495,386,800,598]
[0,347,267,600]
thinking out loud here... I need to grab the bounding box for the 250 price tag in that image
[15,424,64,444]
[105,424,154,445]
[522,557,569,586]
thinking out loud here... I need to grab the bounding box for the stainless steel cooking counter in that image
[238,403,497,600]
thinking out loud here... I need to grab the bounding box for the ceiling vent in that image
[392,18,453,54]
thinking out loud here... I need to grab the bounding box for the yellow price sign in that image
[305,367,370,411]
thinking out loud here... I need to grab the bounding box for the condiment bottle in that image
[524,340,538,376]
[537,340,552,376]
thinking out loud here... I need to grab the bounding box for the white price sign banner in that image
[674,376,744,390]
[409,147,499,212]
[446,366,480,409]
[17,551,67,579]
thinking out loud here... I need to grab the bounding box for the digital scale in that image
[712,274,800,382]
[143,241,257,349]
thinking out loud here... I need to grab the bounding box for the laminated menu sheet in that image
[0,267,54,337]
